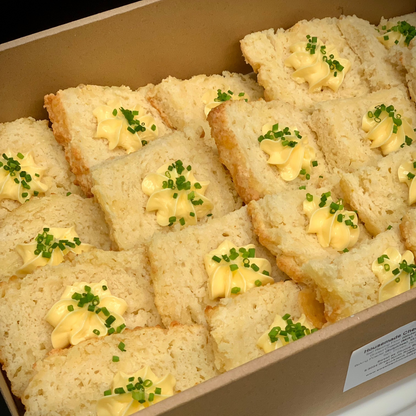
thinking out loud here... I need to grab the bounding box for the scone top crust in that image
[0,194,111,282]
[241,17,369,110]
[208,99,328,204]
[147,71,264,147]
[149,206,285,328]
[44,84,172,195]
[0,247,161,398]
[91,131,242,250]
[302,228,405,323]
[309,87,416,174]
[0,117,82,221]
[22,325,218,416]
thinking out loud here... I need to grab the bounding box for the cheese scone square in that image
[44,84,172,195]
[22,325,218,416]
[341,147,415,236]
[241,17,370,111]
[400,208,416,253]
[0,247,161,398]
[92,131,242,250]
[0,117,82,221]
[208,99,327,204]
[149,206,285,327]
[0,194,111,281]
[247,190,370,287]
[206,281,325,372]
[147,71,264,148]
[302,228,405,323]
[337,16,407,92]
[309,87,416,173]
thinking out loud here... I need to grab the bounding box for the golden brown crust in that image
[44,92,93,196]
[298,288,326,329]
[208,103,265,204]
[400,211,416,254]
[146,95,175,130]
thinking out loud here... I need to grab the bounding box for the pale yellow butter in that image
[45,280,127,349]
[0,150,48,203]
[97,367,176,416]
[285,37,351,93]
[257,314,315,353]
[259,124,315,181]
[202,89,249,117]
[362,106,415,155]
[372,247,414,302]
[15,226,92,275]
[398,151,416,205]
[303,194,360,251]
[142,161,213,227]
[93,99,158,153]
[205,240,274,300]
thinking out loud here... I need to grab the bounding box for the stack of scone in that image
[1,11,416,416]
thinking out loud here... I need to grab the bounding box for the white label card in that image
[344,320,416,392]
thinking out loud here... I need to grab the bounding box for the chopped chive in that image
[230,264,238,272]
[231,287,241,294]
[93,329,100,336]
[67,305,74,312]
[112,355,119,362]
[255,280,262,287]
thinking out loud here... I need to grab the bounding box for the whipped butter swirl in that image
[93,99,158,153]
[372,247,415,302]
[202,88,248,117]
[15,226,92,275]
[398,152,416,205]
[0,151,48,203]
[285,35,351,93]
[362,104,415,155]
[45,280,127,349]
[204,240,273,300]
[303,192,360,251]
[97,367,176,416]
[142,160,213,227]
[377,21,416,49]
[258,123,315,181]
[257,313,316,354]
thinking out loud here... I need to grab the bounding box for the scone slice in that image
[241,17,369,111]
[208,99,327,204]
[340,146,415,236]
[44,84,172,195]
[147,71,264,148]
[0,247,161,398]
[0,194,111,281]
[149,206,285,327]
[302,228,407,323]
[247,189,370,287]
[309,87,416,173]
[22,325,218,416]
[337,16,406,92]
[0,117,82,221]
[206,281,325,372]
[91,131,242,250]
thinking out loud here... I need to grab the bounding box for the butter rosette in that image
[377,21,416,49]
[303,192,360,252]
[257,313,316,353]
[142,160,213,227]
[398,152,416,205]
[259,123,315,181]
[285,35,351,93]
[45,280,127,349]
[204,240,274,300]
[0,150,48,203]
[97,367,176,416]
[202,88,249,117]
[372,247,415,303]
[15,226,93,275]
[362,104,415,155]
[93,99,158,153]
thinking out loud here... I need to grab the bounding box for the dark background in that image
[0,2,141,414]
